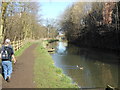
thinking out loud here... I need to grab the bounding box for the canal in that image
[49,41,119,88]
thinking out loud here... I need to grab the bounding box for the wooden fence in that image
[0,39,25,51]
[11,40,24,51]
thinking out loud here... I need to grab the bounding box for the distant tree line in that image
[0,2,58,44]
[59,2,120,51]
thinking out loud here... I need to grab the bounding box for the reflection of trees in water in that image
[79,58,118,87]
[67,44,119,64]
[56,42,67,54]
[66,44,119,87]
[79,60,112,87]
[92,61,116,87]
[51,41,119,88]
[101,65,114,86]
[118,61,120,88]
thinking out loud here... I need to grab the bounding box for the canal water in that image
[49,41,119,88]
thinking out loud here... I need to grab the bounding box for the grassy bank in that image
[34,43,78,88]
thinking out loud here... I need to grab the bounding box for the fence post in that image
[11,39,25,52]
[12,41,15,51]
[17,41,19,50]
[21,40,23,47]
[15,41,17,51]
[18,40,20,49]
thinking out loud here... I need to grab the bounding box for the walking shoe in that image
[6,76,10,82]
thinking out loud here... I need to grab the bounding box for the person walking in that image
[0,39,16,82]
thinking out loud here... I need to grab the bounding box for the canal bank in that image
[34,42,78,88]
[49,41,119,89]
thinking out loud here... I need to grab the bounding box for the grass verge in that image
[34,42,78,88]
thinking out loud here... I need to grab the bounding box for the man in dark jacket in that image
[0,39,16,82]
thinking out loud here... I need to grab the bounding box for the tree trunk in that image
[0,2,9,43]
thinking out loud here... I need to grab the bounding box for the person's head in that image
[5,39,11,45]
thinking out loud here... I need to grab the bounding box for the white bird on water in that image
[80,67,83,70]
[76,65,83,70]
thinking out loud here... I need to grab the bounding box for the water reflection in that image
[56,42,67,54]
[51,41,119,88]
